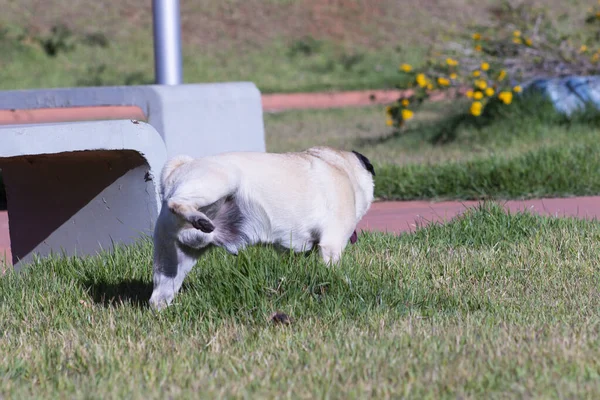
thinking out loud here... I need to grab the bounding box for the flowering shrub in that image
[386,56,523,127]
[386,1,600,128]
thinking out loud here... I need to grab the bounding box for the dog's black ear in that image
[352,150,375,176]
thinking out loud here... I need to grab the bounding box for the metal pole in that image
[152,0,183,85]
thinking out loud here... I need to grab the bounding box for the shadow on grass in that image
[82,278,153,308]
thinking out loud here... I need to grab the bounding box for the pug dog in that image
[149,146,375,309]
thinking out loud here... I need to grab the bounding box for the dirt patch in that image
[0,0,493,50]
[2,0,589,55]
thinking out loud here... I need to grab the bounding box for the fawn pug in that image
[150,146,375,309]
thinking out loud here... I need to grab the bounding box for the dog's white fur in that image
[149,146,375,309]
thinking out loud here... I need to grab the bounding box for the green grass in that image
[184,40,417,94]
[2,203,600,398]
[375,140,600,201]
[0,32,414,93]
[0,0,434,93]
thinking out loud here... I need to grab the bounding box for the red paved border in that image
[261,88,466,112]
[262,89,408,112]
[356,197,600,234]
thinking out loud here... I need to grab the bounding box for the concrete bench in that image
[0,119,166,268]
[0,82,266,159]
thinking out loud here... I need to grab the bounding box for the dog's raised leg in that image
[165,164,240,233]
[168,199,215,233]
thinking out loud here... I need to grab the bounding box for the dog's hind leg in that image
[150,208,205,310]
[150,238,207,310]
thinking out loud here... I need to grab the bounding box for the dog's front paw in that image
[192,216,215,233]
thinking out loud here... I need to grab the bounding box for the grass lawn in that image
[2,203,600,398]
[0,0,430,93]
[2,2,600,398]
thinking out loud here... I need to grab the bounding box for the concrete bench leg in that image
[0,120,167,268]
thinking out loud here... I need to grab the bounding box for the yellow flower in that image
[470,101,483,117]
[437,77,450,86]
[498,91,513,105]
[481,62,490,71]
[485,87,495,97]
[525,37,532,46]
[386,118,394,126]
[475,45,482,52]
[400,63,413,72]
[475,79,487,90]
[592,53,600,63]
[446,58,459,67]
[416,73,427,87]
[513,85,522,93]
[427,83,434,90]
[472,70,481,77]
[450,72,458,79]
[385,106,392,115]
[497,69,507,81]
[401,109,414,121]
[580,45,588,53]
[513,37,522,44]
[513,30,521,37]
[401,99,410,107]
[473,91,484,100]
[466,90,474,98]
[472,32,482,40]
